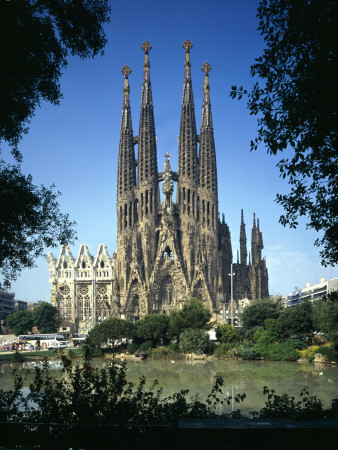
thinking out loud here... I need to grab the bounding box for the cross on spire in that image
[141,41,152,53]
[201,62,211,75]
[182,39,193,52]
[121,65,131,78]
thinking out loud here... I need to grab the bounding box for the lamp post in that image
[229,263,235,326]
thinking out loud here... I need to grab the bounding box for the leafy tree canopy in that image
[32,301,59,333]
[313,291,338,346]
[134,314,170,345]
[241,299,283,332]
[5,301,58,335]
[216,323,239,344]
[179,328,210,355]
[278,300,314,338]
[88,317,133,347]
[0,0,111,156]
[230,0,338,265]
[0,162,76,287]
[5,309,34,336]
[0,0,110,287]
[169,298,212,339]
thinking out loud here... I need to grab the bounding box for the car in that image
[49,341,70,350]
[1,344,12,351]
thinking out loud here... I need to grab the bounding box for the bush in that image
[315,345,335,360]
[213,343,238,359]
[126,343,139,354]
[237,343,261,360]
[179,328,210,354]
[149,346,183,360]
[168,342,179,352]
[138,341,153,352]
[216,324,239,343]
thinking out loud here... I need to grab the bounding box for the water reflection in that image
[0,359,337,414]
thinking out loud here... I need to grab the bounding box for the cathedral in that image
[47,40,268,334]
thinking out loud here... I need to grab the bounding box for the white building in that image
[286,277,338,307]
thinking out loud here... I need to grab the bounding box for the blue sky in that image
[2,0,337,301]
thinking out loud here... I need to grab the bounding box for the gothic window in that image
[162,246,174,263]
[78,285,91,320]
[63,261,67,269]
[161,277,174,305]
[82,261,86,269]
[100,261,104,269]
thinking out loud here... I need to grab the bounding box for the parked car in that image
[48,341,70,350]
[1,344,12,351]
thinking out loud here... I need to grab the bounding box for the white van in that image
[49,340,70,350]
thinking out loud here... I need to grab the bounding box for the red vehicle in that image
[1,344,12,351]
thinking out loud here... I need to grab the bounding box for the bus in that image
[18,334,66,349]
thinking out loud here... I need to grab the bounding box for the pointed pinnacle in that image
[201,62,211,75]
[182,39,193,52]
[121,65,131,78]
[141,41,152,53]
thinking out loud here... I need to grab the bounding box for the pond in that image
[1,358,337,414]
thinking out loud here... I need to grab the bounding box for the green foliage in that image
[149,346,182,360]
[279,301,314,338]
[88,317,133,347]
[315,345,335,361]
[0,162,76,287]
[179,328,210,354]
[213,343,238,359]
[5,310,34,335]
[0,0,111,153]
[138,341,153,353]
[0,0,110,287]
[241,299,283,332]
[216,324,239,343]
[237,343,261,360]
[169,298,212,340]
[134,314,170,345]
[230,0,338,265]
[32,302,59,333]
[313,291,338,347]
[253,386,327,419]
[126,343,139,354]
[5,302,58,335]
[254,338,300,361]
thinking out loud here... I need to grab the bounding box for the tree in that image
[88,318,133,347]
[179,328,210,354]
[134,314,170,346]
[5,310,34,336]
[241,299,283,332]
[33,302,59,333]
[0,0,110,286]
[0,0,111,155]
[216,324,239,343]
[313,291,338,347]
[230,0,338,265]
[169,298,212,340]
[0,162,76,287]
[278,301,314,338]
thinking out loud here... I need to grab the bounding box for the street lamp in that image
[228,263,235,326]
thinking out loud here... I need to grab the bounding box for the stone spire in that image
[198,62,218,229]
[240,209,247,265]
[137,41,159,212]
[117,65,136,227]
[177,39,198,216]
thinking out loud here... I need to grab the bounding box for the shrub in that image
[216,324,239,343]
[237,343,261,360]
[138,341,153,352]
[150,346,183,360]
[179,328,210,354]
[315,345,335,360]
[213,343,238,359]
[126,342,139,354]
[168,342,179,352]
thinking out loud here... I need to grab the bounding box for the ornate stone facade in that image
[47,40,268,332]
